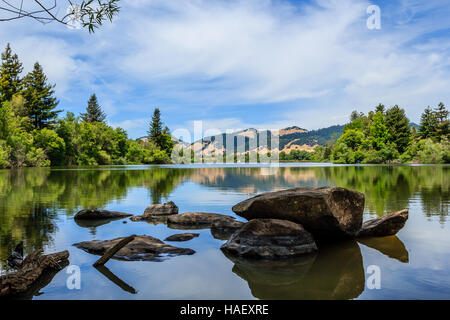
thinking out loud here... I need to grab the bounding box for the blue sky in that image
[1,0,449,140]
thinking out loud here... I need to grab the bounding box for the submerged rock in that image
[164,233,200,242]
[74,209,132,220]
[167,212,236,229]
[358,209,409,237]
[73,235,195,261]
[232,187,365,238]
[221,219,318,259]
[210,220,245,240]
[130,201,178,221]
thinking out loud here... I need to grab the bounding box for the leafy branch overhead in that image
[0,0,120,32]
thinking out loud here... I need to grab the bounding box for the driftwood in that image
[0,250,69,298]
[93,235,136,266]
[95,265,137,294]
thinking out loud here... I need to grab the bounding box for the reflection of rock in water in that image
[224,240,364,300]
[74,217,126,229]
[358,235,409,263]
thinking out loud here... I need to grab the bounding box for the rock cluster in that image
[222,187,409,259]
[73,188,409,262]
[232,187,365,238]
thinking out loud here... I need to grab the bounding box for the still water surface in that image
[0,164,449,299]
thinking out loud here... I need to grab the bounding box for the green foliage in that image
[34,129,66,166]
[279,149,313,161]
[0,44,174,168]
[313,103,449,164]
[81,94,106,123]
[385,105,411,153]
[0,43,23,103]
[148,108,174,156]
[22,62,61,129]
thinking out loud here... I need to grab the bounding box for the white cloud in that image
[1,0,450,135]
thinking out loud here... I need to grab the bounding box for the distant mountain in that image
[183,125,344,155]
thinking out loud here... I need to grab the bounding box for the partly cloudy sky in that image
[1,0,449,139]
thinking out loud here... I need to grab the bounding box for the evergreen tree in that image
[81,94,106,123]
[0,43,23,103]
[369,111,390,150]
[419,106,438,139]
[375,103,385,115]
[149,108,163,140]
[385,105,411,153]
[22,63,61,129]
[434,102,449,140]
[350,110,364,122]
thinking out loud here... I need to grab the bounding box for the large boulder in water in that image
[358,209,408,237]
[220,219,318,259]
[232,187,365,238]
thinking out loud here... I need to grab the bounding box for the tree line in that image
[0,44,173,168]
[313,103,449,164]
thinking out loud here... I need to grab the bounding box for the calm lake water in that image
[0,163,449,300]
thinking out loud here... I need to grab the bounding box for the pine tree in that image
[385,105,411,153]
[149,108,163,140]
[0,43,23,103]
[419,106,438,139]
[375,103,385,115]
[81,94,106,123]
[22,62,61,129]
[434,102,449,141]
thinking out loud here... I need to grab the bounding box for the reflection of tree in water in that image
[141,167,193,204]
[0,167,192,269]
[192,165,448,217]
[416,166,449,224]
[0,205,57,271]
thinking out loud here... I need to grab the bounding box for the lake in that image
[0,163,449,299]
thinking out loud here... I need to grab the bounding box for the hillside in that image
[185,125,344,155]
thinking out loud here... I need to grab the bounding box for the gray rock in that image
[221,219,318,259]
[232,187,365,238]
[358,209,409,237]
[130,201,178,221]
[144,201,178,216]
[167,212,236,229]
[73,235,195,261]
[164,233,200,242]
[74,209,132,220]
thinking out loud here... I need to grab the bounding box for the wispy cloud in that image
[1,0,449,138]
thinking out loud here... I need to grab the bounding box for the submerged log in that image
[93,235,136,266]
[0,250,69,298]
